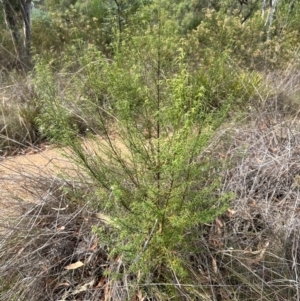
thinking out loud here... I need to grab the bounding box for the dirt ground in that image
[0,146,76,222]
[0,136,128,223]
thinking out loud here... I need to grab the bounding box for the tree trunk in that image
[19,0,32,69]
[265,0,280,40]
[2,0,32,71]
[2,0,24,60]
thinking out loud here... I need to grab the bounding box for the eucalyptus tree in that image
[1,0,33,70]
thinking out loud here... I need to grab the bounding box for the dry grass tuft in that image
[0,73,41,154]
[0,173,112,301]
[204,106,300,300]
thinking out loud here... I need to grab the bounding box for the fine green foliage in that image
[32,60,77,144]
[187,7,299,71]
[32,2,232,297]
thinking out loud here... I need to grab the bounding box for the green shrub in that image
[31,8,65,58]
[32,60,78,143]
[187,8,299,71]
[32,2,233,298]
[194,54,264,111]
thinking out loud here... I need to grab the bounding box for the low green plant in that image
[193,53,264,111]
[32,59,78,143]
[32,2,232,298]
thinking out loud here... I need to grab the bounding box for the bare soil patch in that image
[0,136,128,220]
[0,146,77,223]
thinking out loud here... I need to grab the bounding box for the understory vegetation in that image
[1,0,300,300]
